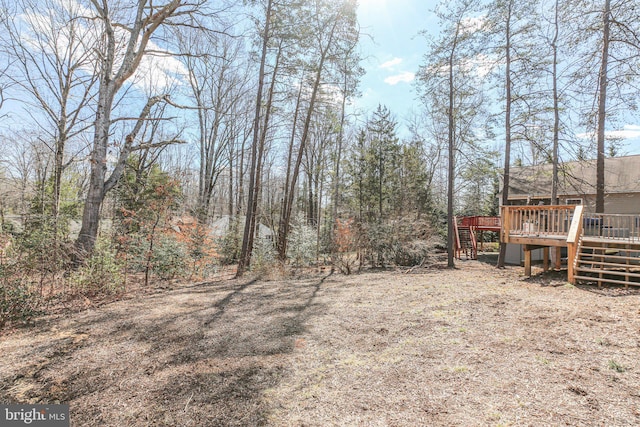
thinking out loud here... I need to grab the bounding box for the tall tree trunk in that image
[446,24,461,269]
[497,0,513,269]
[276,19,338,262]
[277,73,305,259]
[75,0,182,259]
[228,144,234,217]
[551,0,560,206]
[75,85,114,258]
[237,0,273,276]
[331,81,347,241]
[595,0,610,214]
[378,140,384,220]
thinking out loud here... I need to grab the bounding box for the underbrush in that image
[0,222,222,328]
[332,217,444,272]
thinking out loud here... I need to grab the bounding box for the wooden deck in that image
[501,205,640,287]
[455,216,501,260]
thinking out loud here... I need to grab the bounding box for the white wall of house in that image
[505,243,545,265]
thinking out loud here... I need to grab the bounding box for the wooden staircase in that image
[573,237,640,288]
[454,218,477,260]
[501,206,640,288]
[454,216,500,260]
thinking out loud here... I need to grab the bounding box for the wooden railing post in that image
[501,206,510,244]
[453,216,461,259]
[566,205,584,284]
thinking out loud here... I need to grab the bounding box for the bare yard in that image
[1,261,640,426]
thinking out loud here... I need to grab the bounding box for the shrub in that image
[287,215,317,267]
[150,234,187,280]
[251,237,276,274]
[360,218,438,267]
[69,238,124,295]
[0,279,41,327]
[185,223,218,278]
[217,228,241,266]
[333,218,359,274]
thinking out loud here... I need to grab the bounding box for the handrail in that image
[460,216,501,228]
[582,213,640,243]
[566,205,584,284]
[453,216,461,255]
[469,227,477,258]
[501,205,576,242]
[502,205,640,284]
[566,205,584,245]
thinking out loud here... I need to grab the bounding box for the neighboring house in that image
[209,215,274,241]
[500,154,640,214]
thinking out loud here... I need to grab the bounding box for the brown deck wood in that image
[506,235,568,247]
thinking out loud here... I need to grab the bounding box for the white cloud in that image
[460,16,485,34]
[463,54,494,78]
[577,125,640,140]
[384,72,415,85]
[607,125,640,139]
[130,41,189,92]
[380,57,403,69]
[20,0,188,93]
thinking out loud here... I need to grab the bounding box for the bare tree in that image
[276,0,359,262]
[566,0,640,209]
[237,0,274,277]
[417,0,483,268]
[595,0,611,213]
[0,0,98,239]
[75,0,205,259]
[496,0,514,268]
[179,28,252,222]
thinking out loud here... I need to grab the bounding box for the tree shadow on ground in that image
[0,273,333,426]
[475,252,499,266]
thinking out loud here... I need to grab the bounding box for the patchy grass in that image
[1,262,640,426]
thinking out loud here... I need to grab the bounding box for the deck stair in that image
[502,206,640,287]
[456,225,476,260]
[573,237,640,288]
[454,216,500,260]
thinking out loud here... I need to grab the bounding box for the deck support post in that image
[554,247,561,270]
[543,247,550,272]
[524,247,532,277]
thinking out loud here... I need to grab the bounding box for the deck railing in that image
[501,205,576,241]
[501,206,640,284]
[582,213,640,243]
[460,216,501,229]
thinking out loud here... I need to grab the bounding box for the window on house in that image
[565,198,582,205]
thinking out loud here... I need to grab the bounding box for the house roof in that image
[505,154,640,199]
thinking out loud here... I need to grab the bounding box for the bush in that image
[360,218,437,267]
[287,216,317,267]
[70,238,124,295]
[333,218,359,275]
[185,223,219,278]
[217,229,241,266]
[0,279,41,327]
[251,237,276,274]
[150,234,187,280]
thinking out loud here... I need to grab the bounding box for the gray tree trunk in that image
[595,0,610,214]
[237,0,273,277]
[497,0,513,269]
[74,0,182,259]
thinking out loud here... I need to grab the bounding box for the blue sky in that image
[354,0,640,154]
[355,0,438,132]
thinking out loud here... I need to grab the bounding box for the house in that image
[502,154,640,213]
[209,215,274,241]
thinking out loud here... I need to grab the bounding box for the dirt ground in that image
[1,259,640,426]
